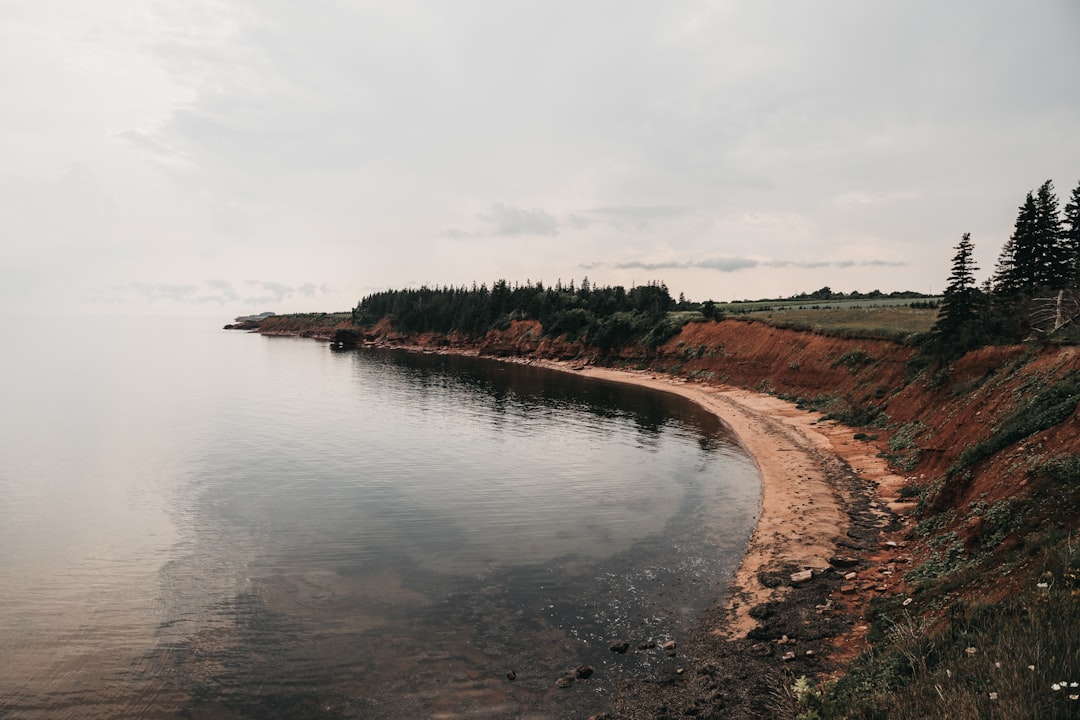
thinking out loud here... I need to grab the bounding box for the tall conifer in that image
[932,232,982,354]
[1034,180,1068,289]
[1063,180,1080,282]
[994,192,1037,294]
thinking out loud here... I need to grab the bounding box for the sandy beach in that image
[540,361,909,640]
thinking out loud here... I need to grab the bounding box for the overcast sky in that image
[2,0,1079,316]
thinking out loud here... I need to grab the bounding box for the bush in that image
[832,348,875,372]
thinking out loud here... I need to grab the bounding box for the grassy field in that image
[738,304,940,340]
[671,300,941,343]
[716,296,938,313]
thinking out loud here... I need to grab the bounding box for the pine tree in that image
[932,233,982,354]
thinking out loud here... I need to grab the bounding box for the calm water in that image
[0,316,760,719]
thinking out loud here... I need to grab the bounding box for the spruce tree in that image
[932,232,982,354]
[1034,180,1068,289]
[1063,180,1080,283]
[996,191,1039,294]
[991,233,1017,293]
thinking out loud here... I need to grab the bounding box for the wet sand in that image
[521,362,913,717]
[540,362,908,636]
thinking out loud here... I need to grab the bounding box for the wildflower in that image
[988,692,998,701]
[1028,665,1036,671]
[1070,695,1079,701]
[1072,682,1079,688]
[1037,582,1049,589]
[965,647,977,655]
[1053,683,1062,691]
[995,662,1001,668]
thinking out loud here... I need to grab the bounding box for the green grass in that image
[724,304,940,342]
[751,304,937,341]
[797,543,1080,720]
[257,312,353,333]
[948,374,1080,478]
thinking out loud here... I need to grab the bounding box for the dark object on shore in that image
[554,675,574,688]
[330,328,362,351]
[575,664,594,679]
[505,670,516,681]
[609,640,630,654]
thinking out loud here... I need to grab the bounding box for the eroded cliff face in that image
[542,320,1074,510]
[654,322,1078,548]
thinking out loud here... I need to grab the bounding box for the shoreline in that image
[253,331,914,714]
[524,360,912,717]
[533,360,909,638]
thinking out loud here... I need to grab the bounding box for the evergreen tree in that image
[991,233,1017,293]
[1034,180,1069,289]
[1063,180,1080,282]
[993,181,1069,293]
[994,192,1038,294]
[932,233,982,354]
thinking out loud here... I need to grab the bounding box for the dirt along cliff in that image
[245,313,1079,718]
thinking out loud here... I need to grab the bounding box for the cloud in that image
[446,203,560,238]
[113,128,193,167]
[126,282,200,302]
[695,257,761,272]
[112,279,326,307]
[5,1,1079,312]
[203,278,240,303]
[605,257,906,273]
[573,205,694,231]
[442,227,474,240]
[480,203,558,236]
[453,203,691,240]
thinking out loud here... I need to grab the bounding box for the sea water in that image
[0,316,760,719]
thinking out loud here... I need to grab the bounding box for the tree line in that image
[931,179,1080,356]
[352,278,693,352]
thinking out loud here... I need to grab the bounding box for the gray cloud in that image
[442,227,474,240]
[113,129,191,166]
[113,280,325,307]
[695,258,762,272]
[575,205,693,231]
[608,258,906,273]
[481,204,559,236]
[4,1,1079,313]
[127,282,200,302]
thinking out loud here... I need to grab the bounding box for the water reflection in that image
[364,348,731,445]
[0,326,759,719]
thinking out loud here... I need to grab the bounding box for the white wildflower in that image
[1069,694,1079,701]
[1053,683,1062,691]
[988,692,998,701]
